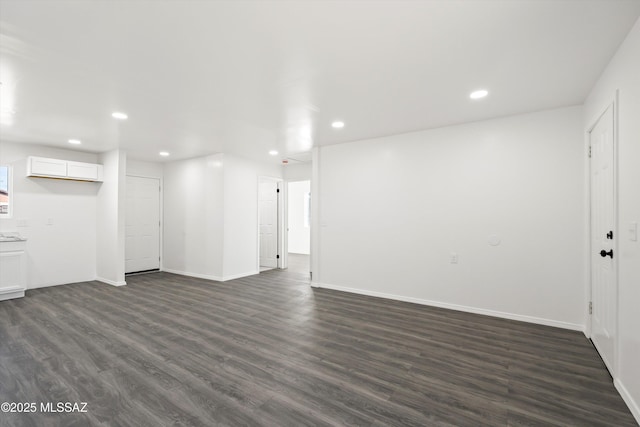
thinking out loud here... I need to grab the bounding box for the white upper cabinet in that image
[67,160,100,181]
[27,156,103,182]
[28,157,67,177]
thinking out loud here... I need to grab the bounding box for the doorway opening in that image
[286,180,310,275]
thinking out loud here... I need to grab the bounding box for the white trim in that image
[0,286,25,301]
[96,277,127,287]
[312,282,584,332]
[0,285,24,294]
[163,268,223,282]
[162,268,258,282]
[222,271,259,281]
[615,379,640,425]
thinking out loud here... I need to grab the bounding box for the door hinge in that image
[588,146,592,158]
[276,254,280,259]
[277,188,280,193]
[589,301,593,315]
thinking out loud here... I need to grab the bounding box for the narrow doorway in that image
[258,177,281,272]
[287,180,310,275]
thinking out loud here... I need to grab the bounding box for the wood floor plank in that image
[0,270,636,426]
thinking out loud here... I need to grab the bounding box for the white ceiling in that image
[1,1,639,164]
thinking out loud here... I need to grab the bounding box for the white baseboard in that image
[312,282,584,332]
[615,378,640,425]
[162,268,223,282]
[222,271,260,281]
[0,286,25,301]
[161,268,259,282]
[96,277,127,287]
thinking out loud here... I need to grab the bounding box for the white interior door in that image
[259,179,278,268]
[590,104,616,374]
[126,176,160,273]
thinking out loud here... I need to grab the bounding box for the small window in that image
[0,165,11,217]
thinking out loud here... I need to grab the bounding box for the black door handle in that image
[600,249,613,258]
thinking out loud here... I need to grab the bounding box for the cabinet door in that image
[67,161,99,181]
[0,251,25,289]
[29,157,67,177]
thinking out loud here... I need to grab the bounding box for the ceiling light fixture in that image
[159,151,170,157]
[68,139,82,145]
[269,150,279,156]
[331,121,345,129]
[469,90,489,99]
[112,111,128,120]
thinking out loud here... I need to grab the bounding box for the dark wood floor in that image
[0,270,636,427]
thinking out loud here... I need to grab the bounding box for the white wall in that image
[162,154,225,279]
[127,158,163,179]
[288,180,310,254]
[284,163,311,182]
[96,149,126,286]
[313,106,585,330]
[584,17,640,423]
[162,153,281,281]
[223,155,282,279]
[0,142,98,288]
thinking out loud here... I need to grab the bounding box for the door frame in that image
[585,91,619,376]
[257,176,285,271]
[126,174,163,272]
[285,179,312,267]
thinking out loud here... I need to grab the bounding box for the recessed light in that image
[159,151,170,157]
[469,90,489,99]
[269,150,279,156]
[68,139,81,145]
[112,112,128,120]
[331,121,345,129]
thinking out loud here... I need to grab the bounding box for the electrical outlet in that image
[450,253,458,264]
[46,218,54,225]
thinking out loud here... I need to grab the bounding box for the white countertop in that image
[0,232,27,242]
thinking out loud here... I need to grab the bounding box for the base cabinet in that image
[0,240,27,301]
